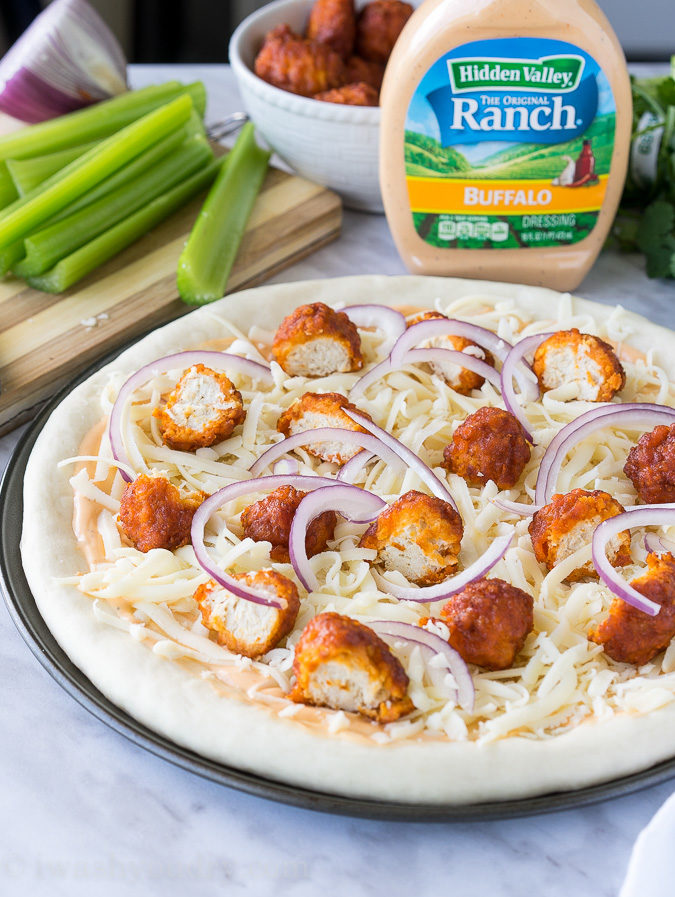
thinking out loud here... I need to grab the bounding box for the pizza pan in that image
[2,352,675,822]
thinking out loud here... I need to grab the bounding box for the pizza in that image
[20,275,675,805]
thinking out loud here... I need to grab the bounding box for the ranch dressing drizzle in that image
[380,0,632,291]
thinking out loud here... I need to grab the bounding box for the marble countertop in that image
[1,64,675,897]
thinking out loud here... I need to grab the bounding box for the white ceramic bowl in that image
[229,0,383,212]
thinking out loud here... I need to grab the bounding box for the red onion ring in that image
[592,505,675,616]
[343,409,459,511]
[288,484,386,591]
[109,351,272,483]
[191,474,344,606]
[391,318,536,398]
[369,620,474,710]
[491,497,541,517]
[349,347,501,401]
[371,530,514,603]
[248,428,405,477]
[272,458,300,475]
[535,403,675,506]
[644,533,675,555]
[500,333,554,443]
[342,304,406,356]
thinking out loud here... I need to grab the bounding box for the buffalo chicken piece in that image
[154,364,245,452]
[119,475,203,553]
[624,423,675,504]
[589,552,675,665]
[359,489,464,586]
[439,578,534,670]
[254,24,345,97]
[314,82,379,105]
[276,391,371,464]
[344,54,385,90]
[195,570,300,659]
[529,488,631,582]
[355,0,413,63]
[240,484,336,562]
[532,329,625,402]
[443,406,531,490]
[289,611,414,721]
[272,302,363,377]
[307,0,356,58]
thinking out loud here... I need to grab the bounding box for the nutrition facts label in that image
[437,218,509,242]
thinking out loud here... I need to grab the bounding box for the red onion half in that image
[369,620,474,711]
[343,409,459,511]
[535,403,675,506]
[372,530,514,603]
[191,474,344,606]
[592,505,675,616]
[343,304,406,357]
[500,333,553,443]
[0,0,127,123]
[248,428,405,477]
[289,484,386,590]
[109,351,273,482]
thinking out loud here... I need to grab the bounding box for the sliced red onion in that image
[248,428,405,477]
[348,356,395,400]
[371,531,514,603]
[491,497,541,517]
[272,458,299,475]
[343,409,459,511]
[535,403,675,506]
[391,318,536,399]
[500,333,553,443]
[0,0,127,123]
[342,304,406,357]
[592,505,675,616]
[191,474,343,606]
[644,533,675,555]
[288,484,386,591]
[369,620,474,711]
[110,351,273,482]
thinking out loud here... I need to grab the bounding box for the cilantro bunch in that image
[613,58,675,279]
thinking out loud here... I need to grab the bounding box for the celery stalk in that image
[0,82,206,162]
[0,95,194,251]
[0,164,18,209]
[15,136,214,277]
[177,123,270,305]
[27,159,222,294]
[6,142,99,196]
[0,241,24,276]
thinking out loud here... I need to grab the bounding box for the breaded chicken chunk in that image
[532,328,625,402]
[443,406,531,490]
[119,474,203,553]
[624,423,675,504]
[355,0,413,63]
[407,310,496,394]
[272,302,363,377]
[359,489,464,586]
[344,55,385,90]
[289,611,414,721]
[439,578,534,670]
[589,552,675,665]
[529,488,631,582]
[254,24,345,97]
[276,391,372,464]
[314,81,379,105]
[153,364,246,452]
[240,484,337,562]
[307,0,355,59]
[194,570,300,659]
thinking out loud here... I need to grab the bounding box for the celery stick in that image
[0,95,193,251]
[0,164,18,208]
[6,142,99,196]
[0,241,24,276]
[15,136,214,277]
[177,123,270,305]
[27,159,222,294]
[0,82,206,162]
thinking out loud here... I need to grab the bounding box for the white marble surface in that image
[1,63,675,897]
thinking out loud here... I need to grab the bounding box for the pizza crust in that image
[20,275,675,804]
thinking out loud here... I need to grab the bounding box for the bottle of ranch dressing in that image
[379,0,632,290]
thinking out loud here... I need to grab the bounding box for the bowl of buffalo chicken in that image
[229,0,415,211]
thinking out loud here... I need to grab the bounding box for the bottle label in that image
[405,38,616,249]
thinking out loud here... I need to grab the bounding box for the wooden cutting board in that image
[0,157,342,435]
